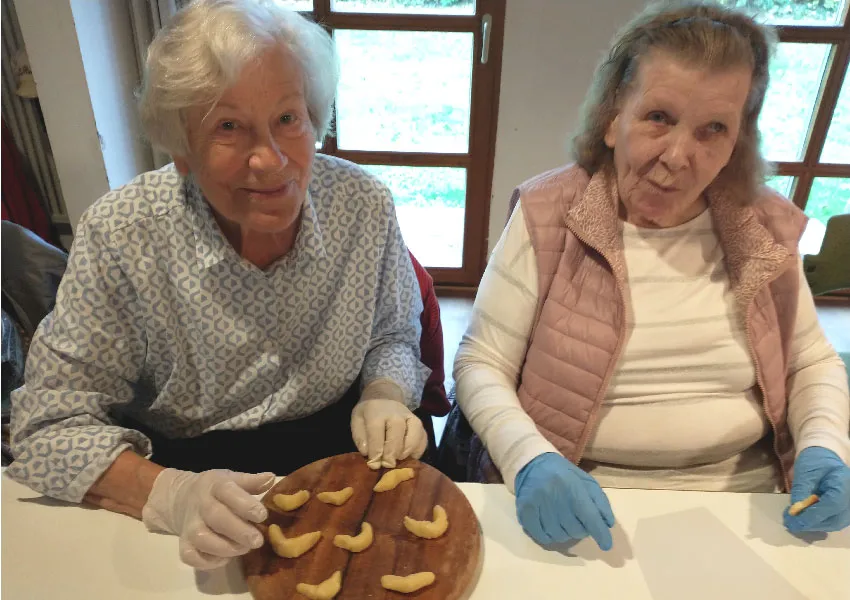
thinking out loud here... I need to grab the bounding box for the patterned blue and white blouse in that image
[8,154,428,502]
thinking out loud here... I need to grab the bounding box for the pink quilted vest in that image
[516,164,807,491]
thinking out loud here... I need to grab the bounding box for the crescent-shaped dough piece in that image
[788,494,819,516]
[267,525,321,559]
[317,487,354,506]
[273,489,310,511]
[403,505,448,539]
[373,468,415,492]
[296,571,342,600]
[381,572,436,593]
[333,522,373,553]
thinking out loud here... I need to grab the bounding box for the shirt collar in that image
[183,175,328,272]
[184,176,229,269]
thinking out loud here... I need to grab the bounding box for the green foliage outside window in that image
[719,0,845,24]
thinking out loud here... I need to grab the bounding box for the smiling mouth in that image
[245,182,292,196]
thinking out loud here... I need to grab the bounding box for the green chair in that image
[803,214,850,296]
[801,214,850,392]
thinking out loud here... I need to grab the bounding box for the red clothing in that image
[409,252,450,417]
[1,120,59,247]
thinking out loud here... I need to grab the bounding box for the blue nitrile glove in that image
[783,446,850,533]
[514,452,615,550]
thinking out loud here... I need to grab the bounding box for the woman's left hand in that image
[351,398,427,470]
[784,446,850,533]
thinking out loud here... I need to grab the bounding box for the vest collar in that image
[563,167,794,311]
[706,184,794,313]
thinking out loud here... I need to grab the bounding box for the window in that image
[279,0,506,287]
[722,1,850,257]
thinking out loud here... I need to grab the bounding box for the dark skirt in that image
[129,380,435,475]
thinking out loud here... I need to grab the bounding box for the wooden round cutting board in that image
[242,453,482,600]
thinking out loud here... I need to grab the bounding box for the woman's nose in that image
[659,129,694,172]
[248,134,288,173]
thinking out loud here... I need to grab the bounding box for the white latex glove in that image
[351,380,427,469]
[141,468,275,570]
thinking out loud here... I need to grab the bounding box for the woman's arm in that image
[360,188,429,408]
[84,451,164,518]
[8,212,153,504]
[454,201,558,492]
[786,257,850,463]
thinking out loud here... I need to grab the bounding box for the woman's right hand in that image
[514,453,615,550]
[141,468,275,569]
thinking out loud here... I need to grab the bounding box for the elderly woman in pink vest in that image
[453,1,850,550]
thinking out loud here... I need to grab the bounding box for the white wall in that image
[71,0,152,191]
[487,0,648,252]
[14,0,151,232]
[14,0,109,231]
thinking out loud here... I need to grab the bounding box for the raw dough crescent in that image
[373,468,415,492]
[268,525,321,558]
[273,489,310,511]
[296,570,342,600]
[403,505,448,539]
[381,572,436,593]
[317,487,354,506]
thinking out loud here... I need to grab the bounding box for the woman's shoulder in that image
[311,154,392,212]
[516,163,591,205]
[79,164,185,235]
[750,185,805,218]
[520,163,590,190]
[749,185,807,237]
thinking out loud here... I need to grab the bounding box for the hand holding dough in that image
[404,505,448,539]
[273,489,310,511]
[333,522,373,553]
[373,468,415,492]
[317,487,354,506]
[296,571,342,600]
[381,572,436,593]
[268,524,321,558]
[788,494,819,516]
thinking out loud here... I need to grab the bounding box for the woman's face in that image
[174,48,316,236]
[604,51,752,228]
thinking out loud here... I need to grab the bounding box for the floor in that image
[433,296,850,445]
[816,305,850,355]
[433,296,475,443]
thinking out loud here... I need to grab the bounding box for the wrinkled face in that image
[174,48,316,235]
[604,51,752,228]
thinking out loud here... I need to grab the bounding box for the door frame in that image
[309,0,506,287]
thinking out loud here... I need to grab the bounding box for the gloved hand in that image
[783,446,850,533]
[141,468,275,570]
[515,452,615,550]
[351,398,427,470]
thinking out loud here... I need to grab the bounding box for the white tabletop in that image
[2,475,848,600]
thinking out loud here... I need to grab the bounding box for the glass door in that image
[279,0,506,287]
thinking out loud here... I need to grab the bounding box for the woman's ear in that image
[173,156,191,176]
[604,114,620,149]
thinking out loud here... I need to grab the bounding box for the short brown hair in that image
[572,1,776,199]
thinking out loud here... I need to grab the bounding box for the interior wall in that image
[13,0,109,232]
[71,0,153,191]
[14,0,151,232]
[487,0,648,252]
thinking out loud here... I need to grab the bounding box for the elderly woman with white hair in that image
[451,0,850,551]
[8,0,431,569]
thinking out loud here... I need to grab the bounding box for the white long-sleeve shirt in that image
[455,202,850,493]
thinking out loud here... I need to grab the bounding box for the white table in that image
[2,475,848,600]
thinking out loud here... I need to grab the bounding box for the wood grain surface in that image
[242,453,482,600]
